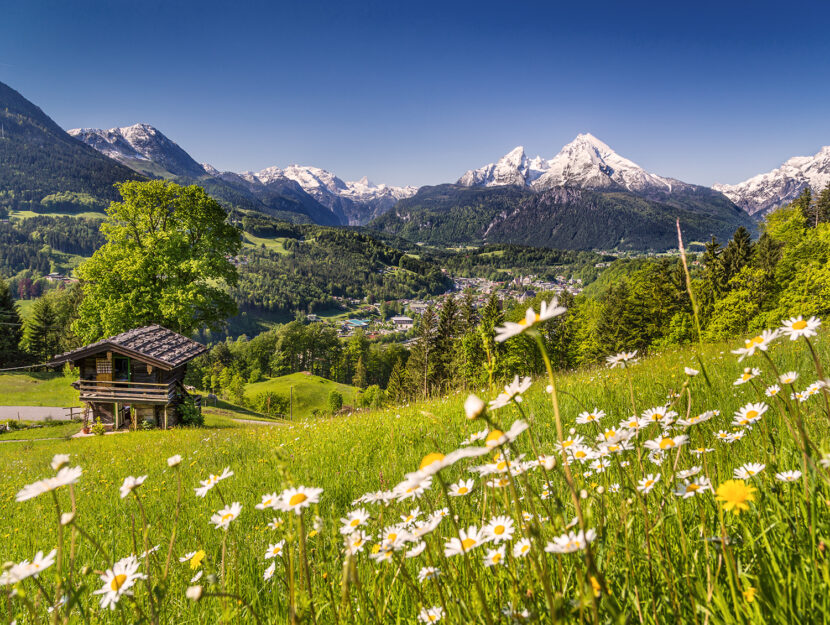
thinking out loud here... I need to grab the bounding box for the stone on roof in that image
[50,325,207,369]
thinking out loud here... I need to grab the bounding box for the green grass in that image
[10,210,106,220]
[0,421,81,440]
[2,331,830,623]
[241,232,290,254]
[0,372,80,406]
[244,372,360,418]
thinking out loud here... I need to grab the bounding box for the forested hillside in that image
[0,82,141,214]
[371,184,755,250]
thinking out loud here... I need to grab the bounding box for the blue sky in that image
[2,0,830,187]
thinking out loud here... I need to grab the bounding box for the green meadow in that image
[1,329,830,623]
[244,372,360,418]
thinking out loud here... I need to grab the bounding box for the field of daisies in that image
[3,305,830,624]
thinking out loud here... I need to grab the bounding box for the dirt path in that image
[232,418,283,426]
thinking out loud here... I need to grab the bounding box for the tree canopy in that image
[73,181,241,342]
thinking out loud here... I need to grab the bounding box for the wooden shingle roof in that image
[49,325,207,370]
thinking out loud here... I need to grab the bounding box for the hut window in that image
[96,359,112,374]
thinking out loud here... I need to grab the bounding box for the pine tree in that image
[794,187,814,225]
[20,297,59,362]
[721,226,753,284]
[0,279,23,366]
[754,232,783,276]
[353,354,368,389]
[815,183,830,225]
[406,306,438,397]
[385,357,408,402]
[459,289,477,332]
[433,296,458,388]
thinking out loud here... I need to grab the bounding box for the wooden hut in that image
[49,325,206,429]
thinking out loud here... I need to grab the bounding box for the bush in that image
[327,390,343,413]
[1,419,25,431]
[178,399,204,427]
[141,418,155,431]
[91,417,106,436]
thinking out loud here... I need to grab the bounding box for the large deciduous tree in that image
[73,181,241,342]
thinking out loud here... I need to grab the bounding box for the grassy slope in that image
[1,333,828,622]
[244,372,360,417]
[0,422,81,440]
[0,372,80,406]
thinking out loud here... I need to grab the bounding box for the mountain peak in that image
[69,122,206,179]
[714,144,830,216]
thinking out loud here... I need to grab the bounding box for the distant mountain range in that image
[714,145,830,215]
[3,79,829,251]
[69,124,416,226]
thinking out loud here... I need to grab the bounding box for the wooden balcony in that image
[77,379,175,404]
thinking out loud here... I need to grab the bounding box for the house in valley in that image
[49,325,206,429]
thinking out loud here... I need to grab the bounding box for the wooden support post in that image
[114,402,119,429]
[164,405,168,430]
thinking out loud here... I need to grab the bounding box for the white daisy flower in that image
[406,541,426,558]
[464,394,486,420]
[775,470,802,482]
[448,478,475,497]
[264,541,285,559]
[644,434,688,451]
[483,515,515,543]
[444,525,484,557]
[194,467,233,498]
[779,371,799,385]
[93,555,147,610]
[418,606,446,623]
[495,298,566,342]
[576,408,606,425]
[340,508,371,534]
[733,463,765,479]
[119,475,147,499]
[731,329,780,361]
[16,466,82,502]
[734,368,761,386]
[733,402,768,427]
[210,502,242,530]
[489,376,532,410]
[544,529,596,554]
[263,563,276,581]
[512,538,532,558]
[637,473,661,494]
[167,454,182,467]
[255,493,279,511]
[676,466,702,480]
[418,566,441,583]
[51,454,70,471]
[684,367,699,376]
[780,315,821,341]
[483,545,506,567]
[276,486,323,515]
[765,384,781,397]
[345,531,371,555]
[673,477,712,498]
[606,350,638,368]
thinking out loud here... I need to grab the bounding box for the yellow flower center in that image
[350,518,360,527]
[659,438,676,450]
[493,525,505,535]
[562,439,574,448]
[651,414,663,421]
[742,373,752,381]
[221,513,234,522]
[419,453,445,471]
[461,538,476,551]
[457,487,468,495]
[289,493,307,506]
[496,461,507,471]
[485,430,504,446]
[518,314,540,327]
[387,533,397,542]
[605,430,616,439]
[644,480,654,488]
[491,553,502,564]
[686,484,700,493]
[746,410,758,420]
[110,574,128,591]
[745,336,764,348]
[521,544,530,553]
[792,320,808,330]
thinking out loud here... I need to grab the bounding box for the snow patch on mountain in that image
[713,145,830,216]
[458,133,691,194]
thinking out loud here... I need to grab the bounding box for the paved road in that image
[0,406,72,421]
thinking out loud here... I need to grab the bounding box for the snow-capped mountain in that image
[68,123,206,179]
[713,145,830,216]
[458,133,693,194]
[217,163,416,225]
[71,122,415,225]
